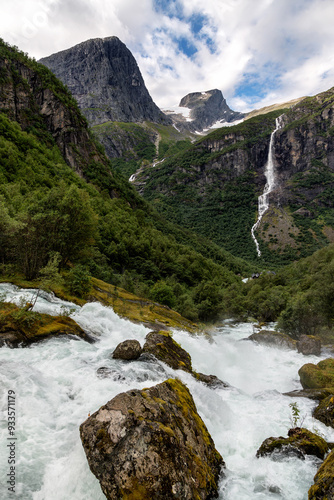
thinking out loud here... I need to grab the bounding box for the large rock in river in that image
[80,378,224,499]
[296,335,321,356]
[142,331,192,373]
[299,358,334,390]
[248,330,296,350]
[112,339,142,360]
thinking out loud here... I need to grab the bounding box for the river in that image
[0,283,333,500]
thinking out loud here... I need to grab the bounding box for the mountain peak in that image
[165,89,244,133]
[39,37,171,126]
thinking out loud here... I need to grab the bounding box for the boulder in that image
[248,330,296,350]
[297,335,321,356]
[142,331,192,373]
[313,395,334,428]
[299,358,334,390]
[256,428,328,460]
[309,449,334,499]
[80,378,224,500]
[112,339,142,360]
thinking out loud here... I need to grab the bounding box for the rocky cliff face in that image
[135,88,334,263]
[0,40,107,175]
[165,89,244,133]
[40,37,171,127]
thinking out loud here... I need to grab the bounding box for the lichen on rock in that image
[313,394,334,428]
[112,339,142,360]
[80,378,224,500]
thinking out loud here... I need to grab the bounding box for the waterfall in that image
[251,115,284,257]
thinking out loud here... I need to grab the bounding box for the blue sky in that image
[2,0,334,112]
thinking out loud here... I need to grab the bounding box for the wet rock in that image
[195,372,230,389]
[309,449,334,499]
[299,358,334,390]
[142,331,192,373]
[112,339,142,360]
[80,378,224,500]
[313,395,334,428]
[248,330,296,350]
[284,388,334,401]
[96,368,126,381]
[256,427,328,460]
[297,335,321,356]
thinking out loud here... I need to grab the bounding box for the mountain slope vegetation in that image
[0,39,252,322]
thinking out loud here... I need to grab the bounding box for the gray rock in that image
[80,378,224,499]
[248,330,297,350]
[297,335,321,355]
[142,331,192,372]
[40,37,171,126]
[195,372,230,389]
[112,339,142,360]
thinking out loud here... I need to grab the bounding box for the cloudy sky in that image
[2,0,334,112]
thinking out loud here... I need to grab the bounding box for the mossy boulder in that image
[0,302,91,347]
[256,428,329,460]
[80,378,224,500]
[248,330,297,350]
[112,339,142,360]
[313,395,334,428]
[297,335,321,356]
[299,358,334,389]
[308,449,334,499]
[142,331,192,373]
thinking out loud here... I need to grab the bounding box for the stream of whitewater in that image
[0,283,333,500]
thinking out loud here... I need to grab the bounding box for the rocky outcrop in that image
[299,358,334,390]
[297,335,321,356]
[256,427,328,460]
[80,378,224,499]
[308,449,334,499]
[112,339,142,360]
[313,395,334,428]
[40,37,170,127]
[0,302,92,347]
[248,330,297,350]
[0,40,108,175]
[142,331,193,373]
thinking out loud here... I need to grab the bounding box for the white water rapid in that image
[251,116,284,257]
[0,283,333,500]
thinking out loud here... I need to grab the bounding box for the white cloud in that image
[1,0,334,112]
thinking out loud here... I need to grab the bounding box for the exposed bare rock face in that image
[80,378,224,499]
[0,44,106,174]
[40,37,171,126]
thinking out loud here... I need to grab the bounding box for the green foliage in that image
[289,402,305,428]
[65,266,91,298]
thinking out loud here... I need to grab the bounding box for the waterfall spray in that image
[251,115,284,257]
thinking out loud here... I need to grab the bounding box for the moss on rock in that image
[0,302,90,346]
[142,331,193,373]
[256,427,328,460]
[80,378,224,500]
[299,359,334,389]
[309,449,334,499]
[313,395,334,428]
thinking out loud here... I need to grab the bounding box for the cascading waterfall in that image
[0,283,333,500]
[251,115,284,257]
